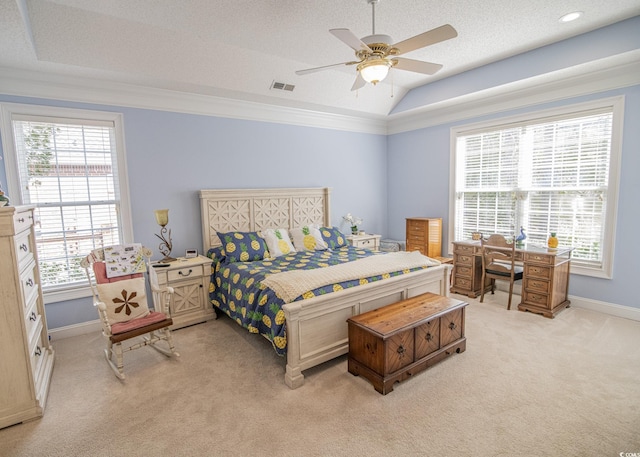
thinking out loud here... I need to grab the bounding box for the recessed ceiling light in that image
[559,11,583,23]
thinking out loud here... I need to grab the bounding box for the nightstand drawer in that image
[168,265,206,282]
[347,234,381,251]
[353,238,376,248]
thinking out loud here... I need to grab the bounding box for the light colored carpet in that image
[1,291,639,457]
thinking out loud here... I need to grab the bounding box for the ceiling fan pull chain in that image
[390,70,394,98]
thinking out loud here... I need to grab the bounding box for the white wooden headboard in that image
[199,187,332,252]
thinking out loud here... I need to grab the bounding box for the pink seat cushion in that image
[93,262,143,284]
[110,311,169,335]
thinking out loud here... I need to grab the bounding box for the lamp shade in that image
[154,209,169,226]
[358,59,391,85]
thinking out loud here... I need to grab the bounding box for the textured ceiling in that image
[1,0,639,118]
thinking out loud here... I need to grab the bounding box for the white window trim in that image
[448,96,624,279]
[0,102,134,302]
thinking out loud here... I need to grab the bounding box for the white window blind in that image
[1,104,132,297]
[452,99,622,277]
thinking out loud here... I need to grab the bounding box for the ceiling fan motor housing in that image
[358,34,397,61]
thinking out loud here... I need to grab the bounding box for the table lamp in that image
[154,209,176,263]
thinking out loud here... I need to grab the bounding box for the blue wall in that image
[0,97,387,328]
[387,85,640,309]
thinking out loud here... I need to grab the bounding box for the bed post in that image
[443,264,452,297]
[283,302,305,389]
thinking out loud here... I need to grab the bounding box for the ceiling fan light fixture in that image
[358,58,391,85]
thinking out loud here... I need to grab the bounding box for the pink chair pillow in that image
[93,261,143,284]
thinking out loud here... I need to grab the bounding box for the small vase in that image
[351,226,358,235]
[547,232,558,249]
[0,189,9,207]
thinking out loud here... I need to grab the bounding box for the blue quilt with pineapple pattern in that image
[207,246,428,356]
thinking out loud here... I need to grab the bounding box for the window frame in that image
[448,96,624,278]
[0,103,134,302]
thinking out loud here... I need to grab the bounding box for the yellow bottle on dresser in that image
[547,232,558,249]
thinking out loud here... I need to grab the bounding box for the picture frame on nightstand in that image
[185,249,198,258]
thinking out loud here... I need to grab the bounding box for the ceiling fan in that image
[295,0,457,91]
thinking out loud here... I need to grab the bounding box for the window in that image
[1,104,133,301]
[450,97,623,278]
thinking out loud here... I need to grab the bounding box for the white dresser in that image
[0,205,55,429]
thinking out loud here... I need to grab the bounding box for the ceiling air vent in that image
[270,81,295,92]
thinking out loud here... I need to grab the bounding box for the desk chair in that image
[81,245,179,379]
[480,234,524,310]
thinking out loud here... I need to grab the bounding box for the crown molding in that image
[2,49,639,138]
[387,50,640,135]
[0,67,388,135]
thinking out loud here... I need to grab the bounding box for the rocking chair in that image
[81,245,179,379]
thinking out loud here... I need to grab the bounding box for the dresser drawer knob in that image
[178,269,193,277]
[30,312,37,321]
[448,322,457,330]
[35,346,42,356]
[397,345,406,356]
[26,278,34,287]
[425,332,432,341]
[20,243,28,252]
[18,217,25,223]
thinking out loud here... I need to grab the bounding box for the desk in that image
[451,241,572,318]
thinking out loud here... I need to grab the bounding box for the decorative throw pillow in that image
[96,277,150,324]
[320,226,347,249]
[290,224,328,251]
[262,228,296,258]
[207,246,227,264]
[217,231,269,262]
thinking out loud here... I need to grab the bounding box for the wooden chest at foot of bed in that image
[347,292,467,395]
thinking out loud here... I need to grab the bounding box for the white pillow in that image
[96,277,150,324]
[262,228,296,258]
[290,224,328,251]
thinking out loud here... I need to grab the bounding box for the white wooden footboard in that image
[282,264,452,389]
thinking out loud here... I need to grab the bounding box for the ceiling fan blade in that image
[392,24,457,55]
[295,61,358,76]
[330,28,372,53]
[350,73,366,91]
[392,57,443,75]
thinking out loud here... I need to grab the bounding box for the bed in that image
[199,187,452,389]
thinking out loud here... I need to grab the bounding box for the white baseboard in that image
[47,288,639,342]
[48,320,102,341]
[568,296,640,321]
[494,282,639,321]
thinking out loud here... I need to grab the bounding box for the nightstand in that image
[152,255,215,329]
[346,233,381,251]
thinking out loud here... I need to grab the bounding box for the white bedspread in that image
[261,251,441,303]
